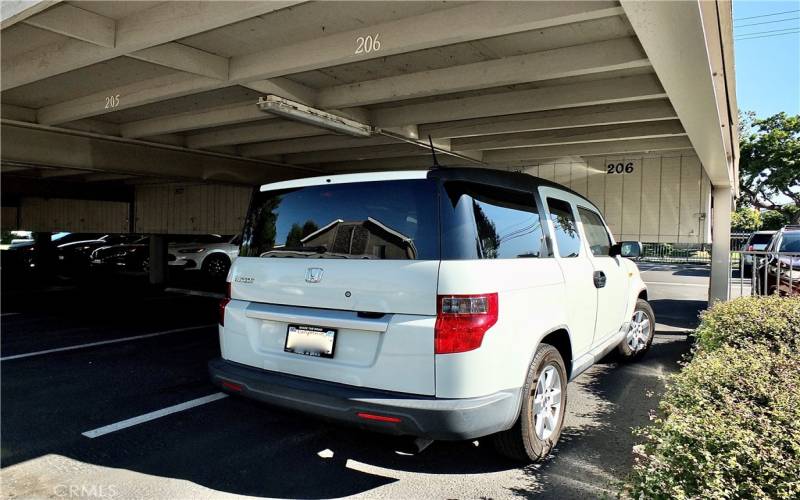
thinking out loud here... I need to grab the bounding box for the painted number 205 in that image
[104,94,120,109]
[606,162,634,174]
[355,33,381,54]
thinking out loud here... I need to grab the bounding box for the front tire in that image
[617,299,655,361]
[491,343,568,462]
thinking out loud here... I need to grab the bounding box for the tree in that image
[731,206,761,231]
[738,112,800,210]
[761,210,788,231]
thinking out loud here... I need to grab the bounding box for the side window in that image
[442,182,544,259]
[546,197,581,258]
[578,207,612,257]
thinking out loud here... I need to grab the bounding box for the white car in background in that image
[169,234,240,280]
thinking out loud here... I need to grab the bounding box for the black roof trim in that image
[427,167,600,212]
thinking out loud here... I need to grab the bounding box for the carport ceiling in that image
[1,0,696,185]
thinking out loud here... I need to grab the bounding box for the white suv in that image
[209,168,653,461]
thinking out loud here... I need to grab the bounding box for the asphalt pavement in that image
[0,264,706,499]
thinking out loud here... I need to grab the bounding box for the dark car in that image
[57,234,142,274]
[754,226,800,296]
[2,232,102,272]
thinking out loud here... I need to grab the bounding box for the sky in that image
[732,1,800,118]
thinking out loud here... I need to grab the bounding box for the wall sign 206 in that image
[606,162,635,174]
[355,33,381,54]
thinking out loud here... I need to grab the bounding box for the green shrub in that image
[626,296,800,499]
[693,294,800,352]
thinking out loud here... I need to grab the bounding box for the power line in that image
[734,26,800,37]
[735,16,799,28]
[736,30,800,41]
[734,8,799,21]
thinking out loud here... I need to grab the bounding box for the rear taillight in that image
[218,282,231,326]
[434,293,498,354]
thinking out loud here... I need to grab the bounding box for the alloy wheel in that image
[532,364,562,440]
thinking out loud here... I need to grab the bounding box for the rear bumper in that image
[208,358,520,440]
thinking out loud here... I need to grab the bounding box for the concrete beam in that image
[451,120,686,151]
[482,136,693,163]
[1,0,59,29]
[229,1,623,83]
[373,74,666,127]
[1,1,305,90]
[23,3,115,47]
[36,73,221,125]
[285,143,433,165]
[82,173,136,183]
[128,42,228,80]
[120,101,273,139]
[186,121,328,149]
[317,37,648,108]
[1,120,309,184]
[38,168,91,178]
[320,155,463,173]
[419,100,677,139]
[240,135,399,158]
[621,0,733,186]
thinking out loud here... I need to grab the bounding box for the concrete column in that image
[148,234,168,286]
[709,186,733,303]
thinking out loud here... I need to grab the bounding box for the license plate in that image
[285,325,337,358]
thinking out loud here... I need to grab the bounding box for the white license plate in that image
[284,324,337,358]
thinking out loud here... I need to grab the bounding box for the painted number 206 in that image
[606,162,634,174]
[104,94,120,109]
[355,33,381,54]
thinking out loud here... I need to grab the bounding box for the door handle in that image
[593,271,607,288]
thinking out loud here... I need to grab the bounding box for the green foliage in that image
[693,295,800,352]
[761,210,789,230]
[730,206,761,231]
[739,112,800,209]
[626,296,800,499]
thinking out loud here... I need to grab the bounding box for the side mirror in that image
[610,241,642,258]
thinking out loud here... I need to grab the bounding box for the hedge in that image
[625,296,800,499]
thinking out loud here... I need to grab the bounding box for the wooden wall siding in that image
[523,152,711,243]
[18,198,129,232]
[134,183,251,235]
[1,206,19,230]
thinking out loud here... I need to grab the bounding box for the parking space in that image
[1,265,704,499]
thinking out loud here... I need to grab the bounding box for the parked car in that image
[90,234,228,273]
[209,168,652,462]
[2,232,102,271]
[754,225,800,296]
[168,234,240,280]
[741,230,776,276]
[57,234,142,274]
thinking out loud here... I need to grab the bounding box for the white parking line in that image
[643,281,708,287]
[1,312,21,317]
[82,392,228,438]
[0,324,215,361]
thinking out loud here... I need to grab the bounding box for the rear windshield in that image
[241,179,439,260]
[749,233,774,245]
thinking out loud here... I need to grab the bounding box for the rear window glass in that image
[440,182,544,259]
[750,233,774,245]
[547,198,581,258]
[241,179,439,260]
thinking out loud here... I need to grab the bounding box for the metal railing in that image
[730,250,800,298]
[638,243,712,264]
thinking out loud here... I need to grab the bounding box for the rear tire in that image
[491,343,568,462]
[617,299,655,362]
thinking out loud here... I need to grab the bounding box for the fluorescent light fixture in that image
[257,95,373,137]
